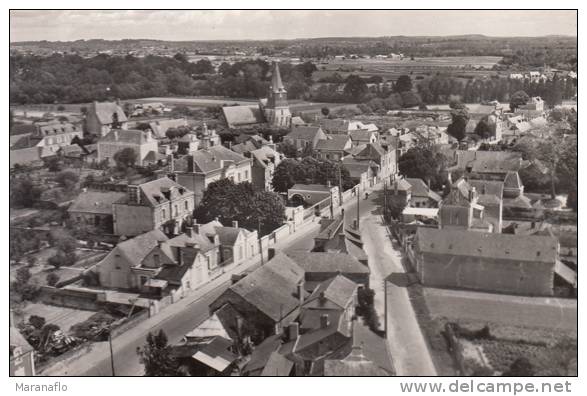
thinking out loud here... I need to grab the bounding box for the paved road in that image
[358,187,437,376]
[41,219,322,376]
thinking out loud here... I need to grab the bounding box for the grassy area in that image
[406,283,457,376]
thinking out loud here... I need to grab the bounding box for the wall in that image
[112,204,154,236]
[38,286,106,311]
[419,252,554,296]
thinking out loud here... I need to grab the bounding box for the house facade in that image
[97,129,158,166]
[168,144,252,205]
[112,177,195,236]
[85,101,128,137]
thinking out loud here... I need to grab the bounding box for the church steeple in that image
[270,61,286,93]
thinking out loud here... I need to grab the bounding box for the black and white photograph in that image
[7,6,579,390]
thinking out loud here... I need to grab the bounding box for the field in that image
[314,56,503,81]
[423,287,577,331]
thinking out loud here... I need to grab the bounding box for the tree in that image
[503,357,534,376]
[510,90,530,111]
[398,147,447,189]
[16,267,32,286]
[474,117,494,140]
[29,315,46,330]
[395,75,413,93]
[321,107,330,116]
[387,195,407,220]
[344,75,368,102]
[272,159,301,192]
[138,330,183,376]
[447,107,470,142]
[194,179,286,236]
[278,141,299,159]
[55,170,79,188]
[46,272,60,287]
[10,177,42,208]
[113,147,138,169]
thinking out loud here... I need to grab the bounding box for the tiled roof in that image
[349,130,376,142]
[68,190,127,215]
[99,129,154,145]
[416,227,558,263]
[228,252,305,321]
[167,230,217,252]
[250,146,280,168]
[352,142,387,160]
[222,106,265,127]
[92,102,128,125]
[286,252,369,275]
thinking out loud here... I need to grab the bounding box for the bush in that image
[29,315,46,330]
[55,170,79,188]
[356,287,380,332]
[46,272,60,287]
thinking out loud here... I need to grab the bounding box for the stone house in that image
[85,100,128,137]
[414,227,559,296]
[97,129,158,166]
[168,144,252,205]
[283,126,327,151]
[315,135,353,161]
[112,177,195,237]
[199,220,259,266]
[67,190,127,233]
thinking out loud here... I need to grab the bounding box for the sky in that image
[10,10,577,42]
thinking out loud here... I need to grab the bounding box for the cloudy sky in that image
[10,10,577,42]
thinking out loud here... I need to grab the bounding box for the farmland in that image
[313,56,504,82]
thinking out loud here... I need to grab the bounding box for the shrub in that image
[46,272,60,287]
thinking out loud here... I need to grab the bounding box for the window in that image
[184,201,189,211]
[244,170,249,180]
[174,204,178,217]
[237,173,241,182]
[162,208,166,219]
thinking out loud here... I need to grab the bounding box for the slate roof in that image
[303,275,358,310]
[68,190,127,215]
[175,145,250,174]
[125,177,193,207]
[352,142,387,161]
[167,230,217,252]
[349,130,377,142]
[446,150,523,174]
[468,180,504,199]
[315,135,352,152]
[222,106,265,128]
[286,252,369,275]
[406,178,441,202]
[100,129,154,145]
[148,118,188,138]
[10,133,32,149]
[228,252,306,321]
[250,146,280,168]
[324,346,389,376]
[92,102,128,125]
[287,126,324,141]
[10,327,33,355]
[107,229,169,266]
[416,227,558,263]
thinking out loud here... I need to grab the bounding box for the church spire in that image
[270,61,285,93]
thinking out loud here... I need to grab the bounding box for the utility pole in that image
[384,279,388,339]
[338,165,343,205]
[258,219,264,265]
[356,185,360,229]
[108,326,115,376]
[383,180,388,223]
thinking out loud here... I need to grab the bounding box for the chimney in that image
[267,248,276,261]
[187,155,195,172]
[327,180,332,188]
[297,281,305,304]
[469,186,476,202]
[128,185,141,204]
[185,227,193,238]
[167,154,174,172]
[320,314,330,329]
[232,220,239,229]
[288,322,299,341]
[193,223,200,234]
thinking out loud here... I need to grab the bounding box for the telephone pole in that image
[356,185,360,229]
[108,327,115,376]
[258,219,264,265]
